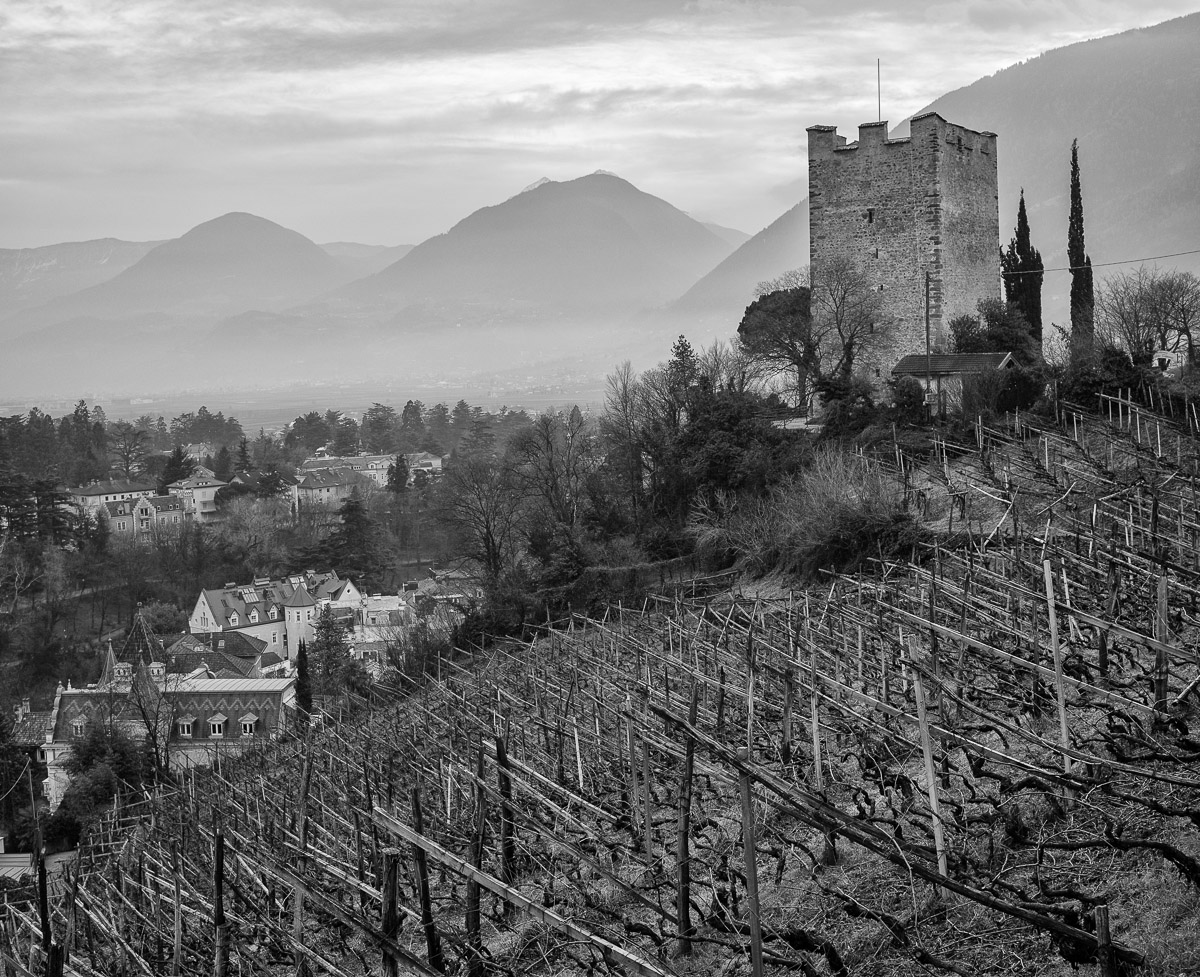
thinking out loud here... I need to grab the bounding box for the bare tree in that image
[436,456,523,581]
[737,283,817,407]
[510,407,597,530]
[602,361,646,526]
[1149,270,1200,367]
[1096,267,1160,366]
[810,255,887,381]
[696,339,767,395]
[109,421,150,479]
[129,661,183,779]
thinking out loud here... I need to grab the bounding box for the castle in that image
[807,112,1000,378]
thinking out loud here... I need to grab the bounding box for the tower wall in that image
[807,113,999,380]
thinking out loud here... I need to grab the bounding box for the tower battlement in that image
[807,112,1000,379]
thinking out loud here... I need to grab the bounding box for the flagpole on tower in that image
[877,59,881,122]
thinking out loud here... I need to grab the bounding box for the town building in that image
[166,474,227,523]
[39,664,295,809]
[188,570,362,662]
[807,112,1000,380]
[295,467,376,507]
[101,494,190,536]
[301,454,396,487]
[66,479,156,516]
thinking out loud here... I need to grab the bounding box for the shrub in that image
[689,447,920,578]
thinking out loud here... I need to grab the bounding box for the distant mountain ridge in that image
[4,213,348,336]
[337,173,734,318]
[0,238,163,317]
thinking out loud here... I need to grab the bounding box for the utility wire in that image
[1004,248,1200,276]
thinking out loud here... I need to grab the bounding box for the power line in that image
[1004,247,1200,276]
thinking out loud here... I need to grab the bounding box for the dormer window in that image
[72,720,86,738]
[209,714,227,738]
[249,609,259,623]
[229,612,239,627]
[177,716,195,738]
[268,606,277,620]
[240,713,258,736]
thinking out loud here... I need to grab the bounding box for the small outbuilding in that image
[891,351,1015,414]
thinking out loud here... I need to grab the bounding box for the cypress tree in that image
[295,638,312,722]
[1000,190,1044,343]
[1068,139,1094,367]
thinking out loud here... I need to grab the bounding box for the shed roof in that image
[892,352,1014,376]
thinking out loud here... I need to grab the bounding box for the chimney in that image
[21,697,31,717]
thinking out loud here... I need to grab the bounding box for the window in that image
[209,715,226,737]
[269,607,277,620]
[249,609,259,623]
[241,720,256,736]
[867,208,875,224]
[72,720,85,738]
[272,632,278,644]
[177,720,193,738]
[306,610,312,621]
[230,612,239,626]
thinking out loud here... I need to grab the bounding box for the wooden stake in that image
[212,826,228,977]
[675,685,699,958]
[1155,573,1170,713]
[1042,561,1074,788]
[381,849,402,977]
[466,752,485,977]
[910,657,948,886]
[737,756,765,977]
[410,790,444,972]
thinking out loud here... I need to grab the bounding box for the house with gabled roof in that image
[101,494,190,536]
[295,467,376,507]
[188,570,361,663]
[166,474,227,523]
[66,478,156,516]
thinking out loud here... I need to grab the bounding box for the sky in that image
[3,0,1198,250]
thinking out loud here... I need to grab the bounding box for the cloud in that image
[2,0,1197,246]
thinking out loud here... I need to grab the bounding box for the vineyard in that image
[6,392,1200,976]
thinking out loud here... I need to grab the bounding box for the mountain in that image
[319,241,415,278]
[335,173,735,318]
[5,212,348,336]
[699,221,752,249]
[669,14,1200,330]
[673,202,808,318]
[902,11,1200,326]
[0,238,163,317]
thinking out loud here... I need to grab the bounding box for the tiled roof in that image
[283,587,316,608]
[145,495,185,512]
[10,711,54,744]
[67,479,155,497]
[892,352,1014,376]
[173,677,295,694]
[198,570,345,630]
[167,476,227,490]
[296,467,375,490]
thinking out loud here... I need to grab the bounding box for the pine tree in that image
[234,437,254,474]
[386,455,409,494]
[1000,190,1044,344]
[1068,139,1094,367]
[295,638,312,720]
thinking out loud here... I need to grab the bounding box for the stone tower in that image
[807,112,999,376]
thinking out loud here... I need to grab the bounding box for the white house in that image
[188,570,362,663]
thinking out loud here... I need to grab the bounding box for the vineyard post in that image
[466,751,486,977]
[674,684,699,957]
[633,731,653,867]
[496,737,515,888]
[910,651,948,887]
[1095,903,1115,977]
[170,844,182,976]
[1155,573,1170,714]
[1042,561,1074,791]
[809,650,823,792]
[780,668,794,765]
[0,905,16,977]
[410,789,445,972]
[293,755,313,977]
[212,824,228,977]
[737,753,765,977]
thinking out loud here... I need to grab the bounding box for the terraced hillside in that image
[6,391,1200,976]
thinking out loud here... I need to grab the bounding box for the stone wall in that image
[807,113,999,383]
